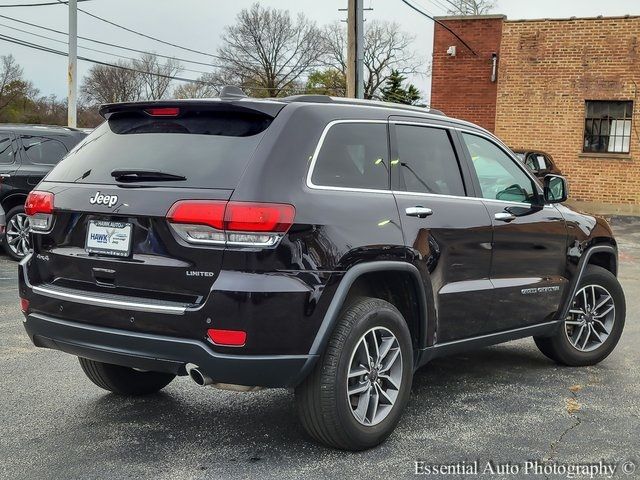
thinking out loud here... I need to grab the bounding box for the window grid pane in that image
[583,101,633,154]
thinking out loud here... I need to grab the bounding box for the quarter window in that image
[0,134,15,164]
[21,136,68,165]
[393,125,465,196]
[462,133,537,204]
[311,123,389,190]
[584,101,633,154]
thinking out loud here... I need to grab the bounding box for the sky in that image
[0,0,638,101]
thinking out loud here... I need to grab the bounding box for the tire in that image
[2,205,32,261]
[295,297,413,451]
[78,357,175,395]
[534,265,625,366]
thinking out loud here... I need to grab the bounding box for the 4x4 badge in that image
[89,191,118,208]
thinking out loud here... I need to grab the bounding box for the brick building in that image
[431,14,640,208]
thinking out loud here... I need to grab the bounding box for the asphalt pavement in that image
[0,217,638,480]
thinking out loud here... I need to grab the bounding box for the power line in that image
[0,32,308,93]
[56,0,220,60]
[0,22,216,75]
[0,0,89,6]
[0,13,221,68]
[0,13,327,73]
[400,0,477,55]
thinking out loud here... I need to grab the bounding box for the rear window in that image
[45,110,272,189]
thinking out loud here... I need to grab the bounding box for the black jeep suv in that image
[0,125,86,260]
[19,91,626,451]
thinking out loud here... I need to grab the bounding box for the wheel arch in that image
[558,244,618,321]
[308,262,428,357]
[2,192,28,213]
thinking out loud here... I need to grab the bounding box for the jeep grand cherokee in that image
[19,89,626,451]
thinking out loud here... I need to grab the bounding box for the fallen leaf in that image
[566,398,581,414]
[569,385,583,393]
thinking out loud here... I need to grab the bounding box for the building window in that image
[584,101,633,154]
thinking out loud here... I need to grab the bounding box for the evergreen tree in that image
[380,70,421,105]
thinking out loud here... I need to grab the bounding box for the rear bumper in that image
[23,313,317,388]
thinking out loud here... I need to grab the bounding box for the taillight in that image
[166,200,295,247]
[25,190,54,232]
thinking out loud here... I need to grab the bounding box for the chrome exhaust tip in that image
[185,363,213,386]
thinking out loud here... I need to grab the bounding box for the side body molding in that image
[308,261,428,356]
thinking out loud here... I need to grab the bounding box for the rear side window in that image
[45,110,273,189]
[393,125,465,196]
[21,136,68,165]
[311,122,389,190]
[0,134,14,164]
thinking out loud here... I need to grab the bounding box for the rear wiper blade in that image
[110,169,186,182]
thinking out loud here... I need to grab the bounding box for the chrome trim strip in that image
[432,320,561,349]
[31,285,187,315]
[305,119,556,210]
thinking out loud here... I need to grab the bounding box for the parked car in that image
[0,125,87,260]
[0,204,5,240]
[19,91,625,451]
[513,149,562,180]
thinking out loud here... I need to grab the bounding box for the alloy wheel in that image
[6,213,31,258]
[565,284,615,352]
[347,327,403,426]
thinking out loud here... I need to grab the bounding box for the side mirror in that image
[544,174,568,203]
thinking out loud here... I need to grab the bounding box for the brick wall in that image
[494,17,640,205]
[431,15,504,132]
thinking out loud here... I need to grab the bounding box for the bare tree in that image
[322,21,423,99]
[134,53,182,100]
[0,54,33,112]
[215,3,326,97]
[446,0,495,15]
[81,61,144,104]
[172,73,219,99]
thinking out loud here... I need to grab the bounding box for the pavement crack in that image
[543,385,583,479]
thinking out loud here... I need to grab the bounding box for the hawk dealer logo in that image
[521,286,560,295]
[89,191,118,208]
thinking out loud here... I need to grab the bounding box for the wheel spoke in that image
[591,285,597,310]
[594,304,614,319]
[376,383,395,406]
[378,373,400,390]
[353,386,372,423]
[367,385,379,423]
[589,324,603,343]
[369,330,380,364]
[348,380,370,396]
[572,324,585,348]
[593,318,609,333]
[348,365,369,379]
[565,320,583,326]
[582,289,589,310]
[569,308,585,316]
[580,326,590,350]
[377,336,395,363]
[361,336,371,365]
[379,347,400,373]
[594,295,612,312]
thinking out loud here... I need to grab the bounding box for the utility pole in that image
[346,0,364,98]
[67,0,77,128]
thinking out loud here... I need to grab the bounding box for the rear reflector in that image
[145,107,180,117]
[25,191,54,232]
[207,328,246,347]
[20,297,29,313]
[167,200,295,247]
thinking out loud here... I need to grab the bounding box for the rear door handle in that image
[494,212,516,222]
[405,206,433,218]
